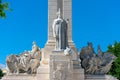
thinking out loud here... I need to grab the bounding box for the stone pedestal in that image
[49,51,84,80]
[40,41,78,67]
[49,51,73,80]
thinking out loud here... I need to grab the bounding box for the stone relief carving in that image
[52,9,68,50]
[80,42,117,75]
[53,64,65,80]
[6,41,41,74]
[50,54,73,80]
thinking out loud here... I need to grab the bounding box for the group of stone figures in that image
[52,8,116,75]
[80,42,117,74]
[6,8,117,75]
[6,42,41,74]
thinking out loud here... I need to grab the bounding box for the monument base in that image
[2,74,36,80]
[85,75,106,80]
[36,65,49,80]
[85,75,118,80]
[40,40,79,65]
[73,68,84,80]
[49,51,84,80]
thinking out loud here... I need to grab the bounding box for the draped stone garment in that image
[53,18,68,50]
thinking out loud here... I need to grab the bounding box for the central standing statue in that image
[52,9,68,50]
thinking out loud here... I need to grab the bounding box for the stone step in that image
[2,74,35,80]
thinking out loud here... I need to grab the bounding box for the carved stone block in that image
[49,51,73,80]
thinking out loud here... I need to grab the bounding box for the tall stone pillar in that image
[37,1,84,79]
[41,0,78,64]
[48,0,72,43]
[39,1,80,72]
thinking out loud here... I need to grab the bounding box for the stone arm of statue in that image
[52,20,56,38]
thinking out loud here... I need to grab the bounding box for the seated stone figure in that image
[6,42,41,74]
[80,42,117,75]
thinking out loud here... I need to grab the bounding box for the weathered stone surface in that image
[36,65,49,80]
[106,75,118,80]
[3,0,119,79]
[6,42,41,74]
[85,75,118,80]
[73,69,84,80]
[85,75,106,80]
[43,0,78,66]
[49,51,84,80]
[48,0,72,42]
[2,74,36,80]
[50,51,73,80]
[52,9,68,50]
[80,42,117,75]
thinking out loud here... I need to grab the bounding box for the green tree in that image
[107,42,120,79]
[0,0,11,18]
[0,69,4,79]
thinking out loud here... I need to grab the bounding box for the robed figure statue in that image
[52,9,68,50]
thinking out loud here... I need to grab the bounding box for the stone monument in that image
[80,42,117,80]
[37,0,84,79]
[37,0,83,80]
[41,0,78,66]
[3,42,41,80]
[2,0,118,80]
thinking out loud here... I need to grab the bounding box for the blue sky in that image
[0,0,120,65]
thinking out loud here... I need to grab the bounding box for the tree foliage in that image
[0,0,11,18]
[0,69,4,79]
[107,42,120,79]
